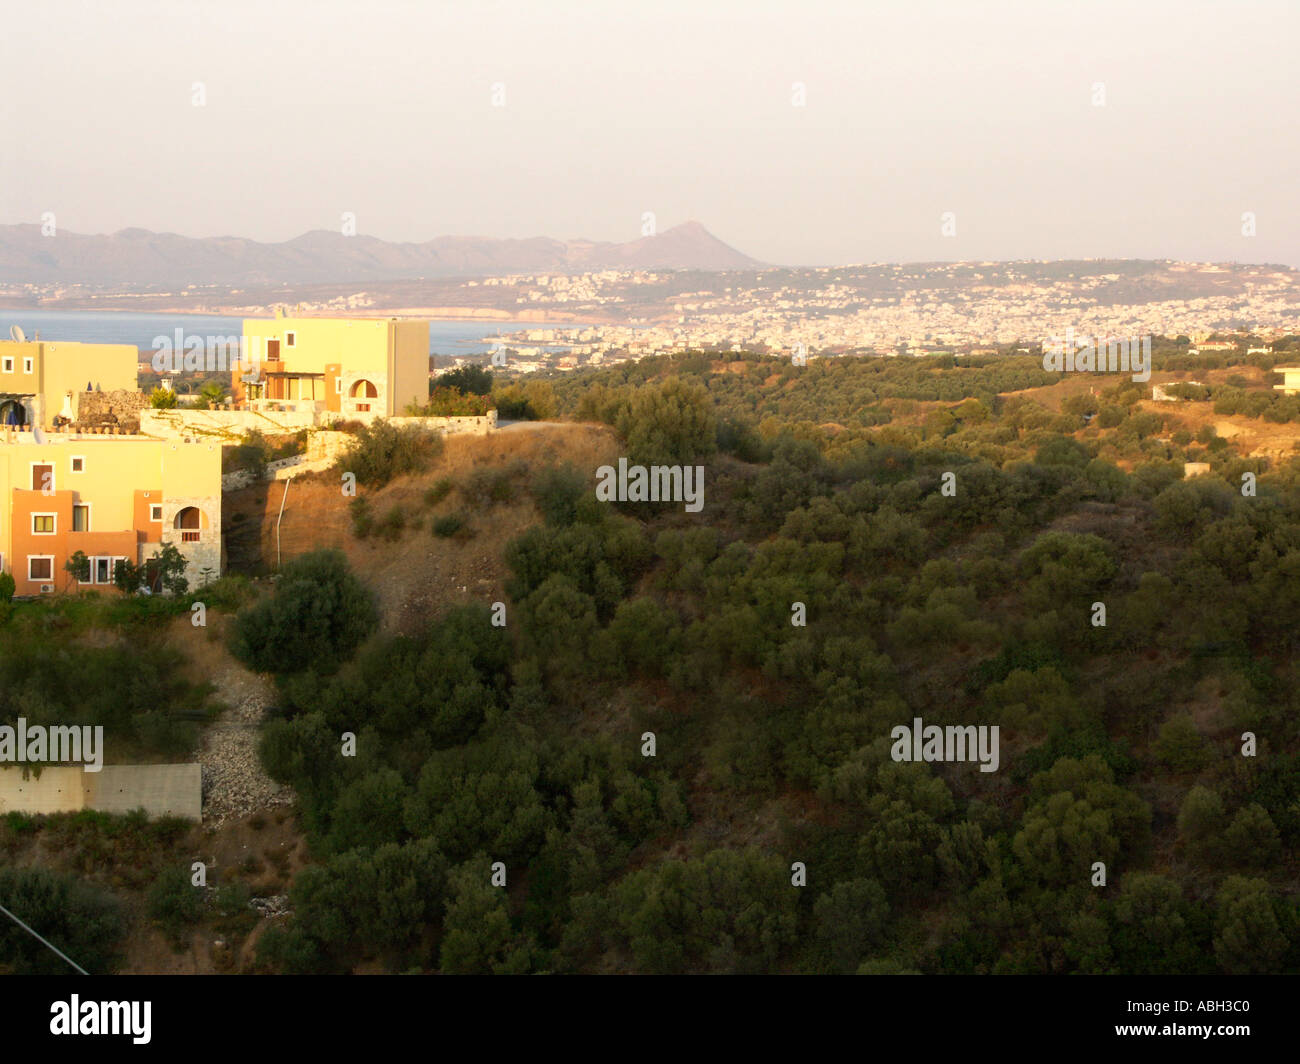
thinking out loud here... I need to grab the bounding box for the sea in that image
[0,309,552,357]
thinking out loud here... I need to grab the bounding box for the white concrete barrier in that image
[0,764,203,821]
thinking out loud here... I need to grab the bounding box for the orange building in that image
[1,433,221,596]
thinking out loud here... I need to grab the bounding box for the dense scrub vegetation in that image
[8,344,1295,974]
[245,349,1300,974]
[334,422,445,488]
[405,386,496,418]
[0,577,258,973]
[0,588,235,758]
[0,865,127,974]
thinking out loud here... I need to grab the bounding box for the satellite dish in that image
[9,325,25,342]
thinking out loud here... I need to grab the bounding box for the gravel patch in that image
[198,690,294,827]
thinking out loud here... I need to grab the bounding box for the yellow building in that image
[1273,367,1300,396]
[0,337,138,429]
[234,313,430,418]
[0,432,221,596]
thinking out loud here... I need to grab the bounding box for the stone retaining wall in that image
[144,407,497,440]
[384,412,498,436]
[75,389,149,432]
[141,407,318,439]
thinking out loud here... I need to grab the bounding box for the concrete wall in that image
[141,407,316,440]
[0,763,202,820]
[391,319,431,416]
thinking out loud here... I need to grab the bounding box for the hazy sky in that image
[2,0,1296,266]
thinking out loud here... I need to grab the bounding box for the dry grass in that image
[223,422,622,632]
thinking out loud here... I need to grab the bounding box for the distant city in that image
[4,255,1298,380]
[463,260,1300,374]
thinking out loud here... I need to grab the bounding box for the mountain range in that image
[0,220,762,286]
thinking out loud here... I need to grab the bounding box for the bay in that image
[0,309,551,356]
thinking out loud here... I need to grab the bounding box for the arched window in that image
[174,506,205,542]
[349,379,378,412]
[0,399,27,427]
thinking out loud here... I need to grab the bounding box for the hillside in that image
[224,423,621,626]
[0,220,762,286]
[7,346,1300,976]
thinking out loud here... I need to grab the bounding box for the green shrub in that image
[118,542,190,596]
[0,867,127,973]
[147,864,205,947]
[424,478,454,506]
[1152,715,1212,773]
[0,571,14,603]
[350,497,373,539]
[489,472,516,503]
[615,376,716,466]
[436,365,494,396]
[0,625,215,757]
[212,882,254,928]
[408,386,495,417]
[530,464,586,526]
[198,574,254,611]
[432,513,467,538]
[462,468,517,507]
[225,430,270,479]
[336,422,444,488]
[377,506,407,541]
[493,381,555,421]
[231,550,377,675]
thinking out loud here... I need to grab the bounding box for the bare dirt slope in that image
[223,422,622,631]
[1134,399,1300,464]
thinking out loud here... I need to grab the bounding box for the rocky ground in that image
[195,658,294,828]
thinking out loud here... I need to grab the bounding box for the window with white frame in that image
[22,357,33,374]
[1,357,12,373]
[72,504,90,532]
[91,556,119,584]
[70,456,85,472]
[31,513,55,535]
[285,331,297,347]
[28,556,53,581]
[150,504,163,522]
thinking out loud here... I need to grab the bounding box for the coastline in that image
[0,300,614,325]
